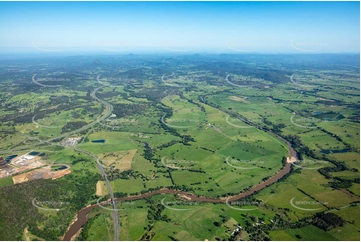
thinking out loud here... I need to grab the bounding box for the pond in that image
[321,148,350,154]
[5,155,17,163]
[28,151,39,155]
[91,139,105,143]
[52,165,67,171]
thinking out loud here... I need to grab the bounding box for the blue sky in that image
[0,1,359,53]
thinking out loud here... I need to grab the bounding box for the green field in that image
[269,225,338,241]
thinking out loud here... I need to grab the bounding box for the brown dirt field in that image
[24,228,30,241]
[96,180,103,196]
[287,156,298,163]
[178,194,192,201]
[100,149,137,171]
[51,168,71,180]
[13,165,71,184]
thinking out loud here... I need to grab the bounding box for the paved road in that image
[2,78,119,240]
[74,147,119,241]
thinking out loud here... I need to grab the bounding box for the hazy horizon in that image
[0,1,359,54]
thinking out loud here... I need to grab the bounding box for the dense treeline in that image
[61,121,88,133]
[126,86,173,102]
[312,213,346,231]
[113,103,148,117]
[0,172,100,240]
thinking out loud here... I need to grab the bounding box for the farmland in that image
[0,53,359,241]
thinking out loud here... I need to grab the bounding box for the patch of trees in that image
[193,60,292,84]
[312,212,345,231]
[49,95,69,105]
[77,213,100,241]
[4,103,69,124]
[113,103,147,117]
[156,140,181,149]
[167,170,175,185]
[329,177,353,189]
[0,172,100,240]
[96,91,125,100]
[126,86,173,102]
[146,199,168,222]
[104,168,142,181]
[61,121,88,133]
[199,147,214,153]
[318,156,348,179]
[143,149,155,161]
[114,68,148,79]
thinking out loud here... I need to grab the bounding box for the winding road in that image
[4,74,119,240]
[0,82,114,155]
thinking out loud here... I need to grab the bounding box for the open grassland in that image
[330,152,360,170]
[327,204,360,240]
[269,225,338,241]
[80,210,114,241]
[117,200,149,240]
[145,194,277,240]
[0,176,14,187]
[78,131,138,154]
[99,149,137,171]
[328,222,360,241]
[256,167,359,216]
[349,184,360,196]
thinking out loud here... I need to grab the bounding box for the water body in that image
[136,140,150,149]
[5,154,17,163]
[52,165,67,171]
[91,139,105,143]
[313,111,323,115]
[321,148,350,154]
[28,151,39,155]
[63,205,97,241]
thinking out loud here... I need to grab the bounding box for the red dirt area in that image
[12,165,71,184]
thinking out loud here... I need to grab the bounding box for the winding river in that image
[63,75,299,240]
[63,142,296,241]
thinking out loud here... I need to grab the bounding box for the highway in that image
[0,84,114,155]
[74,147,119,241]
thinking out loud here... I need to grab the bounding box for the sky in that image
[0,1,359,54]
